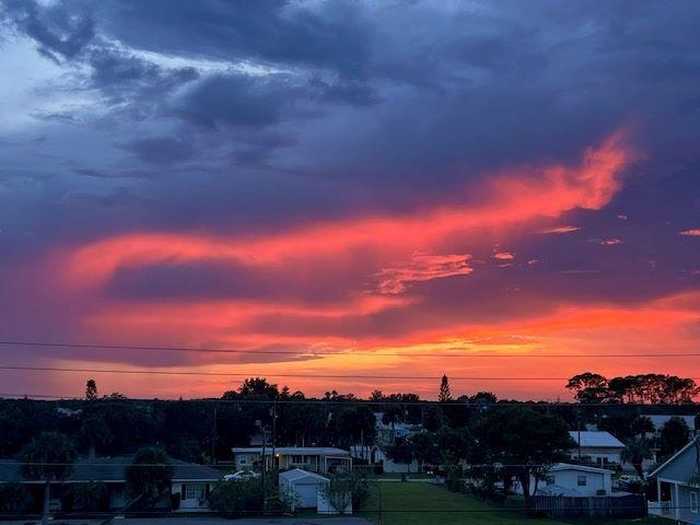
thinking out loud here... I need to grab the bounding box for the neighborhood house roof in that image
[569,431,624,448]
[648,437,700,480]
[279,468,329,483]
[0,455,223,484]
[232,447,350,456]
[550,463,614,474]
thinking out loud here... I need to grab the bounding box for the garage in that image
[279,468,329,510]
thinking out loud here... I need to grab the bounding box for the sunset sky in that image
[1,1,699,400]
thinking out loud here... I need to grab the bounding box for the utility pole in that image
[260,422,267,511]
[271,400,278,483]
[211,404,218,465]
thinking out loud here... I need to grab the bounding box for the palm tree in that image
[621,437,653,478]
[21,432,76,525]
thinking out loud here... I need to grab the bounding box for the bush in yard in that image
[65,481,110,512]
[208,478,266,517]
[321,471,370,514]
[0,483,32,513]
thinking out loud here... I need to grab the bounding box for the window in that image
[183,484,205,500]
[577,475,587,487]
[291,455,304,463]
[691,491,698,514]
[240,457,247,464]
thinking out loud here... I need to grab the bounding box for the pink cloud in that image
[376,253,473,294]
[538,225,581,234]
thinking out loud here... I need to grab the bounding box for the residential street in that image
[2,518,372,525]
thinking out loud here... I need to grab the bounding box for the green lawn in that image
[358,482,670,525]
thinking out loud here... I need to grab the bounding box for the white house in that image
[278,468,351,514]
[568,431,625,467]
[513,463,614,497]
[232,447,351,474]
[648,437,700,524]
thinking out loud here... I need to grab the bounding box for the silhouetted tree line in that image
[566,372,700,404]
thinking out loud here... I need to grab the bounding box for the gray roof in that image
[0,455,223,484]
[279,468,328,483]
[550,463,614,475]
[569,431,625,449]
[648,437,700,481]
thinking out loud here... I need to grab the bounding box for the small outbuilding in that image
[278,468,350,514]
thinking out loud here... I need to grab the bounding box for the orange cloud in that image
[493,251,515,261]
[58,130,634,290]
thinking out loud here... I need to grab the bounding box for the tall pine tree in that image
[439,374,452,402]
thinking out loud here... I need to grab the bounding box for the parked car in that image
[223,470,261,481]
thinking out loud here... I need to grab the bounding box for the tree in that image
[79,409,113,456]
[621,437,653,478]
[630,416,655,437]
[21,432,77,525]
[85,379,98,401]
[225,377,279,400]
[384,437,415,471]
[477,407,574,507]
[659,417,690,461]
[126,447,174,509]
[470,392,497,405]
[410,431,440,470]
[437,426,474,465]
[439,374,452,402]
[566,373,609,403]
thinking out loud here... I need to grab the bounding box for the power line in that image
[2,339,699,359]
[1,391,698,408]
[0,364,669,381]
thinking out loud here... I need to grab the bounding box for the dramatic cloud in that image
[1,0,699,399]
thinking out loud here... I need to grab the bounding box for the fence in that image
[532,494,647,519]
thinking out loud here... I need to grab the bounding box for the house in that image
[278,468,350,514]
[231,447,351,474]
[349,445,419,474]
[568,431,625,467]
[0,455,223,513]
[648,437,700,524]
[373,412,423,443]
[514,463,614,497]
[349,413,423,474]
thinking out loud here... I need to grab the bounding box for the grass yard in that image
[358,481,671,525]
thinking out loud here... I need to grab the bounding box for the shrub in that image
[320,471,370,514]
[66,481,110,512]
[208,479,266,517]
[0,483,32,513]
